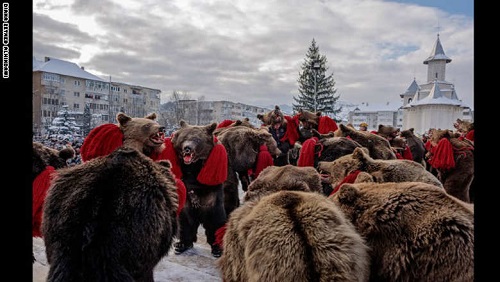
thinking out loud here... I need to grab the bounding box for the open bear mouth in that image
[149,129,166,145]
[182,152,197,164]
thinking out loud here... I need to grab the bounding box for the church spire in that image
[423,34,452,64]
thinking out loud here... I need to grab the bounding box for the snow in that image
[33,227,223,281]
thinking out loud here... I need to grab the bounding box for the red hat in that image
[80,124,124,162]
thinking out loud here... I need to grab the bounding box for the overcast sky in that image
[33,0,474,109]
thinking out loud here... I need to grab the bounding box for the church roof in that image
[403,80,466,108]
[33,57,106,81]
[423,34,452,64]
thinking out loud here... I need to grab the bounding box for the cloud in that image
[33,0,474,108]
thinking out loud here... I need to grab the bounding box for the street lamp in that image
[311,60,321,112]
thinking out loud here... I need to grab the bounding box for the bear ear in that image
[59,147,75,160]
[352,147,370,162]
[234,120,243,126]
[298,108,303,113]
[378,124,384,130]
[335,183,360,204]
[206,122,217,135]
[244,117,250,122]
[274,105,280,110]
[409,128,414,133]
[116,112,131,126]
[179,120,188,128]
[316,111,322,117]
[257,114,264,120]
[145,112,157,120]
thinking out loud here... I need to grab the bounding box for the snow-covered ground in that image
[33,226,223,281]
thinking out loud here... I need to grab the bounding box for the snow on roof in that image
[404,81,466,108]
[353,100,402,112]
[33,57,105,82]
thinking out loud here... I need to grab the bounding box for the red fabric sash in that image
[80,123,123,162]
[32,166,56,237]
[254,144,274,178]
[280,115,300,146]
[430,138,455,170]
[330,170,362,196]
[318,116,338,134]
[297,137,318,167]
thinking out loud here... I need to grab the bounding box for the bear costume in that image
[317,147,444,193]
[330,181,474,281]
[218,190,370,282]
[42,112,185,281]
[42,148,179,282]
[334,123,396,160]
[155,120,228,257]
[215,125,280,216]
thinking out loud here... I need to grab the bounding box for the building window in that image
[435,73,438,79]
[74,80,81,86]
[74,103,80,109]
[74,91,80,97]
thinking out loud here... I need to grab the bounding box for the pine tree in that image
[293,38,342,120]
[82,103,92,136]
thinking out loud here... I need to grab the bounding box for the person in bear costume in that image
[155,120,228,258]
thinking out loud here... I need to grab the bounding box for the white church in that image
[347,34,473,136]
[400,34,472,135]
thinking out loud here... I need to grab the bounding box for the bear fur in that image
[32,142,75,238]
[317,147,443,189]
[376,124,400,140]
[400,128,426,166]
[330,181,474,282]
[216,125,281,216]
[244,165,324,201]
[42,147,179,282]
[168,120,228,256]
[428,129,474,203]
[218,190,371,282]
[334,123,396,160]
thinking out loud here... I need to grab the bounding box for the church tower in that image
[401,34,469,135]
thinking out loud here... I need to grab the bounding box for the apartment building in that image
[32,57,161,136]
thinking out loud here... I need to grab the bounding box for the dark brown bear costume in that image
[42,148,179,282]
[331,181,474,281]
[427,128,474,203]
[243,164,324,201]
[32,142,75,238]
[215,125,280,216]
[334,123,396,160]
[218,190,370,282]
[41,112,183,282]
[317,147,444,193]
[156,120,228,257]
[400,128,426,166]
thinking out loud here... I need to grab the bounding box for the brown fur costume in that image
[400,128,426,166]
[317,147,443,189]
[216,126,280,216]
[166,120,228,257]
[244,165,324,201]
[428,129,474,203]
[334,123,396,160]
[331,181,474,281]
[42,147,179,282]
[219,190,371,282]
[32,142,74,237]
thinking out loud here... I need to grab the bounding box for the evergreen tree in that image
[293,38,342,120]
[83,103,92,136]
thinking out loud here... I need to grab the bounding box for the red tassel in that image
[217,120,234,128]
[214,224,227,248]
[254,144,274,178]
[33,166,56,237]
[152,138,183,179]
[431,138,456,170]
[297,137,318,167]
[80,123,123,162]
[402,145,413,160]
[330,170,361,196]
[318,116,338,134]
[197,142,228,185]
[280,115,300,146]
[175,178,187,216]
